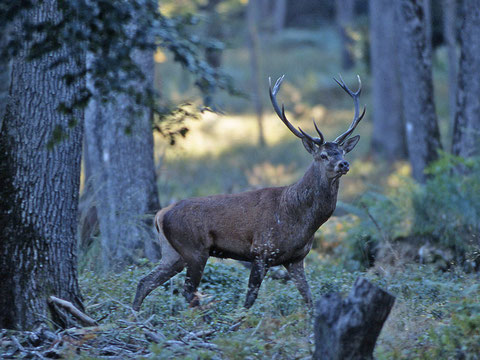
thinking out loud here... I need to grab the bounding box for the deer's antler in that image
[333,75,366,145]
[269,76,324,146]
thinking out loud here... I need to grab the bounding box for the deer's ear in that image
[301,137,318,154]
[342,135,360,154]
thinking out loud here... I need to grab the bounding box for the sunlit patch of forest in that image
[1,0,479,359]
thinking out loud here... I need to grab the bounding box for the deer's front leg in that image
[244,259,269,308]
[284,258,313,307]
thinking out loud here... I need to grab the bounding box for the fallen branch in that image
[48,296,98,327]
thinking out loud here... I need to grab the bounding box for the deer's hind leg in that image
[182,251,209,307]
[132,239,185,311]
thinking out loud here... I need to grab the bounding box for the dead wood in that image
[48,296,98,327]
[313,277,395,360]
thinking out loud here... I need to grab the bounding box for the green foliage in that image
[417,153,480,260]
[1,0,237,146]
[417,299,480,359]
[70,258,480,359]
[338,154,480,270]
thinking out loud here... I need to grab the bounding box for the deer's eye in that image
[320,154,328,160]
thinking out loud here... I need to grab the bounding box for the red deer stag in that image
[133,75,365,310]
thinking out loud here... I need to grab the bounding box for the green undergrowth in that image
[323,154,480,271]
[75,256,480,359]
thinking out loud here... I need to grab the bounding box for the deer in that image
[132,75,365,311]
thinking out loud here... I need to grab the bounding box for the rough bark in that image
[369,0,407,160]
[396,0,442,183]
[0,0,84,330]
[313,277,395,360]
[336,0,356,70]
[451,0,480,159]
[246,0,266,147]
[423,0,432,58]
[0,63,9,128]
[85,30,160,271]
[0,25,11,129]
[443,0,458,133]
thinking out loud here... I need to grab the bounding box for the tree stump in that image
[313,277,395,360]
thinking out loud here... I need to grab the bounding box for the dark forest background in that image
[1,0,479,358]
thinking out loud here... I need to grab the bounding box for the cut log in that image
[313,277,395,360]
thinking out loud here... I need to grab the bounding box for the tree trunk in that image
[369,0,407,160]
[203,0,223,108]
[336,0,356,70]
[85,35,160,272]
[452,0,480,159]
[246,0,266,147]
[423,0,432,58]
[313,277,395,360]
[396,0,442,183]
[0,25,11,129]
[78,136,99,253]
[443,0,458,136]
[0,61,9,129]
[0,0,84,330]
[273,0,287,33]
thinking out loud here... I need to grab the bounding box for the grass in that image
[63,259,480,359]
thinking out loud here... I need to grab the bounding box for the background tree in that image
[273,0,287,33]
[201,0,224,107]
[336,0,356,70]
[423,0,433,58]
[396,0,442,183]
[452,0,480,159]
[369,0,407,160]
[0,0,84,330]
[443,0,458,131]
[84,44,161,271]
[246,0,265,147]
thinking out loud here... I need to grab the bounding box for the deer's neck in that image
[281,162,339,229]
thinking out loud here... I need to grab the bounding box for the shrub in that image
[338,153,480,270]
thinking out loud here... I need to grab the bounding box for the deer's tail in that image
[154,203,175,243]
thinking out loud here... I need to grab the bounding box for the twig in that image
[228,318,244,332]
[250,318,263,337]
[182,329,216,342]
[48,296,98,326]
[11,336,25,353]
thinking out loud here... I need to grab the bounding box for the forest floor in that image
[2,258,479,359]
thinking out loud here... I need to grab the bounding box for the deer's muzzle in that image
[335,160,350,175]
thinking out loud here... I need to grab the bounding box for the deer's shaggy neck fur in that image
[282,161,339,232]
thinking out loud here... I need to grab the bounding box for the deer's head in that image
[269,75,365,180]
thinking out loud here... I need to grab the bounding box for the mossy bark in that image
[0,0,84,330]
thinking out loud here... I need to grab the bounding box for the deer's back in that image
[162,187,285,261]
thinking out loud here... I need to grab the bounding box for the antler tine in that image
[333,75,366,145]
[298,127,323,146]
[269,75,304,139]
[313,119,325,144]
